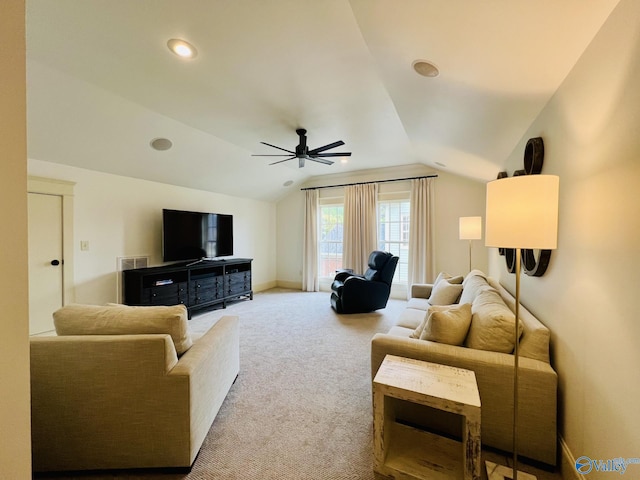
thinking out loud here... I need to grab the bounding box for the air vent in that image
[119,256,148,271]
[116,255,150,303]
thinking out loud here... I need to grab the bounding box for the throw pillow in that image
[54,303,193,355]
[410,315,429,339]
[434,272,464,286]
[464,289,523,353]
[427,279,463,305]
[420,303,472,346]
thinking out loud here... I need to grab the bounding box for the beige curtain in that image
[302,189,319,291]
[408,177,435,288]
[343,183,378,274]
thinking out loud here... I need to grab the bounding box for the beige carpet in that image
[184,288,404,480]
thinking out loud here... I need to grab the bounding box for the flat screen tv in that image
[162,209,233,262]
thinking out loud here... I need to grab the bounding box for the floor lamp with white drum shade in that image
[484,174,559,480]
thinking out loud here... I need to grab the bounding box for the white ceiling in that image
[25,0,620,202]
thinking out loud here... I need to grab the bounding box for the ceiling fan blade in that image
[260,142,295,154]
[308,157,334,165]
[269,156,296,165]
[311,152,352,158]
[307,140,345,155]
[252,154,295,157]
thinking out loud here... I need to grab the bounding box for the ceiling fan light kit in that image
[253,128,351,168]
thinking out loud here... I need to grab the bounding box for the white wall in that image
[432,171,487,276]
[276,164,487,293]
[0,1,32,476]
[489,0,640,475]
[28,159,277,305]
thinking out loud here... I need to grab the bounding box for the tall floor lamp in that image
[484,175,559,480]
[459,216,482,272]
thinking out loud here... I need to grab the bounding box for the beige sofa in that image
[30,304,239,472]
[371,270,557,466]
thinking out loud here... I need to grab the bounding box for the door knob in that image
[51,259,60,266]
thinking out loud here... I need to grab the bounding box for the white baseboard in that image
[254,280,279,292]
[273,280,301,290]
[560,435,583,480]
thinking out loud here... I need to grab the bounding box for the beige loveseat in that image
[371,270,557,466]
[30,304,239,472]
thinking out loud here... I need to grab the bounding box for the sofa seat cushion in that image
[465,289,523,354]
[396,308,427,330]
[387,325,414,338]
[54,303,193,355]
[407,297,431,311]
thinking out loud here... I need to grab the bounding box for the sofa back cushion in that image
[465,289,523,354]
[53,303,192,355]
[459,271,492,305]
[487,278,551,363]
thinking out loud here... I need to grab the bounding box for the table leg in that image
[463,410,481,480]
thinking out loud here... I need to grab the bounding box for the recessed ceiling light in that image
[150,138,173,151]
[167,39,197,59]
[412,59,439,77]
[283,180,293,187]
[435,161,446,167]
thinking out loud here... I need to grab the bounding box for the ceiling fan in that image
[253,128,351,168]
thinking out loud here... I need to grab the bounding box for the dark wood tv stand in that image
[123,258,253,317]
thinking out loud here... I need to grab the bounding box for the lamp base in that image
[486,461,537,480]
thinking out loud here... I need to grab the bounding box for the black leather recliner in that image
[330,250,399,314]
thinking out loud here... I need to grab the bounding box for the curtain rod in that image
[300,174,438,191]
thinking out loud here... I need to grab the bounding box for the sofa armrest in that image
[170,315,239,377]
[410,283,433,299]
[170,315,240,464]
[333,270,360,283]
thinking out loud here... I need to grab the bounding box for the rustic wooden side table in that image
[373,355,481,480]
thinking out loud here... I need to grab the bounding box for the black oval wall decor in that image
[522,248,551,277]
[524,137,544,175]
[505,248,517,274]
[498,137,552,276]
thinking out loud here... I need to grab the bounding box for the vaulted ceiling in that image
[26,0,620,201]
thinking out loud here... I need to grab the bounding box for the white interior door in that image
[28,192,64,334]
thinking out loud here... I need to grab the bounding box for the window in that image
[317,193,411,284]
[378,199,410,284]
[318,204,344,278]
